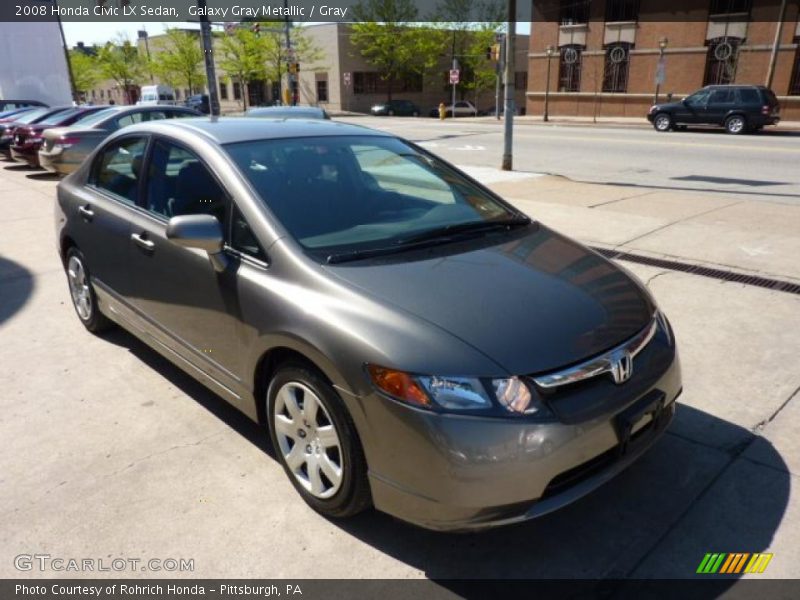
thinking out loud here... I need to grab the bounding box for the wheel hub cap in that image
[67,256,92,321]
[273,382,344,499]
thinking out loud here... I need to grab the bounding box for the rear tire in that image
[267,362,371,519]
[725,114,747,135]
[65,247,112,333]
[653,113,672,132]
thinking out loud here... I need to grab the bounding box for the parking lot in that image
[1,122,800,582]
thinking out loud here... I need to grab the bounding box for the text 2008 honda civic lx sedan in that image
[55,118,681,531]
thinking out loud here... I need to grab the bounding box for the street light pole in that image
[654,37,668,105]
[544,45,554,122]
[501,0,515,171]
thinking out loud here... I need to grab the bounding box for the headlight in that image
[492,377,533,413]
[367,365,491,410]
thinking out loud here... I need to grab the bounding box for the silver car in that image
[55,118,681,531]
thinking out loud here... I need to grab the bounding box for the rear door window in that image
[738,88,759,104]
[708,89,735,104]
[114,112,145,129]
[91,136,148,205]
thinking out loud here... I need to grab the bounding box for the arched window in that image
[603,43,631,92]
[558,45,582,92]
[704,37,742,85]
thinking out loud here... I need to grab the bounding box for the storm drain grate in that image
[590,247,800,296]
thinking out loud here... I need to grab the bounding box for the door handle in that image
[78,205,94,221]
[131,232,155,252]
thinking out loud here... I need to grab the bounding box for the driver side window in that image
[686,90,711,106]
[144,139,229,226]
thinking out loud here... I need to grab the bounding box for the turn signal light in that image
[367,365,431,407]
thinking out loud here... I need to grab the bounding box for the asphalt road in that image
[337,117,800,205]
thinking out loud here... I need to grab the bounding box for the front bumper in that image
[359,321,682,531]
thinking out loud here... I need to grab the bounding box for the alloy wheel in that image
[273,382,344,499]
[726,116,745,134]
[67,255,92,321]
[654,114,671,131]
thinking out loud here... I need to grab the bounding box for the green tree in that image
[150,29,206,96]
[96,36,145,104]
[68,50,100,98]
[350,0,440,102]
[431,0,504,102]
[218,28,267,110]
[260,24,325,102]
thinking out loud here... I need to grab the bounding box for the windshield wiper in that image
[326,237,457,264]
[394,216,530,245]
[325,216,531,264]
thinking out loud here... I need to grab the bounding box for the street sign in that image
[449,69,460,84]
[343,72,351,86]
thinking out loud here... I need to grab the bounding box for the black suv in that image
[647,85,780,134]
[184,94,210,114]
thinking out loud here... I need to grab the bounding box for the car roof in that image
[124,117,385,144]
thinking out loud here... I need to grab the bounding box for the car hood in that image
[323,225,655,375]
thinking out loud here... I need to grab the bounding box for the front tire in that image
[725,114,747,135]
[65,247,111,333]
[653,113,672,132]
[267,362,371,519]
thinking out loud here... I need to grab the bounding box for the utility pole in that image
[198,0,220,115]
[766,0,787,88]
[451,30,457,112]
[284,0,296,105]
[54,0,78,103]
[501,0,515,171]
[495,34,504,120]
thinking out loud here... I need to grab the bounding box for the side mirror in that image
[166,214,228,272]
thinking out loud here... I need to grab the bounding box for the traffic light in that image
[489,44,501,62]
[289,62,300,74]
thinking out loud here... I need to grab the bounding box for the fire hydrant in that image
[438,102,447,120]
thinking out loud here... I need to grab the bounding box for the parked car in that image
[55,118,680,531]
[647,84,780,134]
[480,105,523,117]
[0,106,38,122]
[246,106,330,119]
[1,106,74,158]
[370,99,420,117]
[39,105,200,176]
[137,84,177,106]
[428,100,479,118]
[184,94,210,114]
[10,106,108,167]
[0,99,47,112]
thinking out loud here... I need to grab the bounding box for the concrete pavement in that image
[1,146,799,583]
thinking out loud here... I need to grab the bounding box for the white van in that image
[137,85,176,106]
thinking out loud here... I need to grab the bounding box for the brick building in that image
[527,0,800,120]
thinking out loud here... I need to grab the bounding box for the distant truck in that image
[137,85,177,106]
[0,22,73,107]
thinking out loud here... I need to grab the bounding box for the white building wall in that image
[0,22,73,106]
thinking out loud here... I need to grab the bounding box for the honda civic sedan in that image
[55,118,681,531]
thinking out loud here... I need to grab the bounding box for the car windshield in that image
[72,107,118,126]
[225,135,522,261]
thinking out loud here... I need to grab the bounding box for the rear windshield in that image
[13,108,52,124]
[39,108,81,126]
[72,107,118,126]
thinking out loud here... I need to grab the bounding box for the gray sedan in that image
[39,105,200,176]
[54,118,681,531]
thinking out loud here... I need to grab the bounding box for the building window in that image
[602,43,631,92]
[233,82,242,100]
[708,0,751,15]
[219,82,228,100]
[559,0,590,24]
[704,37,741,85]
[605,0,639,22]
[316,79,329,103]
[558,45,582,92]
[790,47,800,95]
[353,71,422,95]
[515,71,528,90]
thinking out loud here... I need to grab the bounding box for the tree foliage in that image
[150,29,206,95]
[217,28,267,110]
[68,50,100,96]
[95,36,145,104]
[350,0,440,102]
